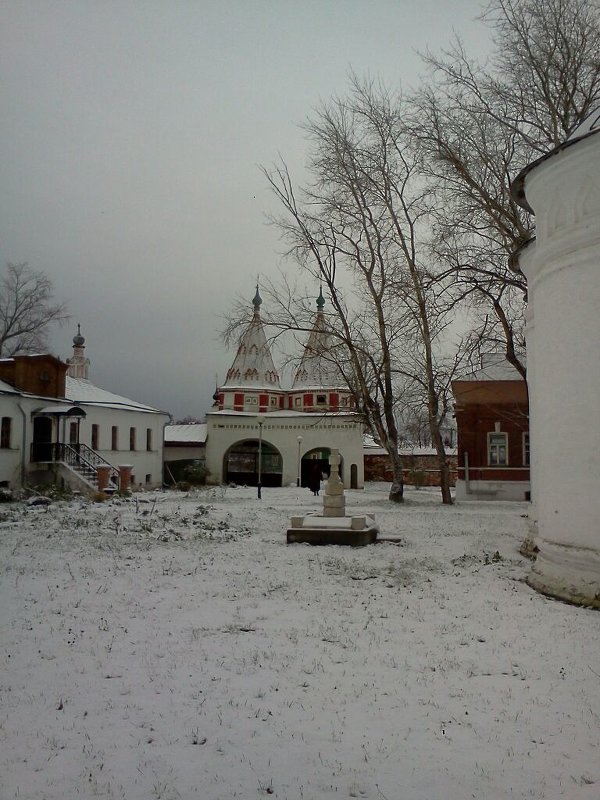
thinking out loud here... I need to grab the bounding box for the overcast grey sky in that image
[1,0,489,420]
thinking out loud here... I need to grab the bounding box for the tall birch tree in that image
[261,79,463,504]
[412,0,600,376]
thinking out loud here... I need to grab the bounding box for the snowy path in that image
[1,485,599,799]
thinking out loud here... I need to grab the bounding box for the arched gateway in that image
[300,447,342,486]
[223,439,283,487]
[205,288,364,490]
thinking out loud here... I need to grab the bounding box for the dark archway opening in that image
[300,447,343,487]
[223,439,283,487]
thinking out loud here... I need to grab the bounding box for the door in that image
[32,416,53,462]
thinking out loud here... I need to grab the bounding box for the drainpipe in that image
[18,402,27,488]
[464,451,471,495]
[161,415,172,488]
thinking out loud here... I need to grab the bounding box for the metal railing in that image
[31,442,119,485]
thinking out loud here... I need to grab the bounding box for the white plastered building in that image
[204,289,364,489]
[0,328,169,493]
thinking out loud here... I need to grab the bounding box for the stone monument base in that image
[287,513,378,547]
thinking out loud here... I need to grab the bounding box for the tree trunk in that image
[429,413,453,505]
[438,456,453,505]
[431,443,453,504]
[387,449,404,503]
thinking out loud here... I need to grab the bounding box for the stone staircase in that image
[56,444,119,495]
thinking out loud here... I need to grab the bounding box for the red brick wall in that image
[452,378,529,486]
[364,453,457,486]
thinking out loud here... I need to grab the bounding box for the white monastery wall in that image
[205,413,364,489]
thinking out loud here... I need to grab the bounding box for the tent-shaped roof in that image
[222,288,281,390]
[292,290,348,391]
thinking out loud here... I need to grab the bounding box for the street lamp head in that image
[297,434,303,443]
[256,414,265,425]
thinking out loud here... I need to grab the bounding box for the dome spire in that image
[67,324,90,380]
[253,283,262,315]
[73,323,85,347]
[316,285,325,312]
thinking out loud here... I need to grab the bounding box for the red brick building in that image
[452,356,529,501]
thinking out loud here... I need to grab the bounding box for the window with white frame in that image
[488,432,508,466]
[523,432,530,466]
[245,395,258,405]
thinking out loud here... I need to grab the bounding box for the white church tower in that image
[66,325,90,380]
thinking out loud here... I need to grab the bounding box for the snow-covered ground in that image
[1,484,599,800]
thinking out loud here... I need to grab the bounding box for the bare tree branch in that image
[0,262,69,357]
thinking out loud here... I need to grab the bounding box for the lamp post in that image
[297,435,303,487]
[256,415,264,499]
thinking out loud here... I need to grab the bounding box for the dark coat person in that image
[308,463,321,495]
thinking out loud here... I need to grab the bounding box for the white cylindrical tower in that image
[512,110,600,605]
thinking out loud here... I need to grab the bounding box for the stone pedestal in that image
[287,448,378,546]
[118,465,133,493]
[96,465,111,492]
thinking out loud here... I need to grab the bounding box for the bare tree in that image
[0,262,68,356]
[259,78,466,504]
[412,0,600,376]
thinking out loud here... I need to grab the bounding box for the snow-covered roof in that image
[566,107,600,143]
[512,106,600,212]
[65,377,164,414]
[362,434,456,456]
[455,354,525,383]
[164,424,207,444]
[0,377,19,394]
[34,404,86,417]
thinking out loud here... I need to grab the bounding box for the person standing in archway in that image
[308,462,321,496]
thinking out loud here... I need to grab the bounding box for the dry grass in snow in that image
[1,483,599,799]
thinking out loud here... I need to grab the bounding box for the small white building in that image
[0,329,169,493]
[163,423,207,483]
[204,289,364,489]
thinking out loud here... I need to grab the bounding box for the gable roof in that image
[164,423,207,444]
[455,354,526,383]
[65,376,164,413]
